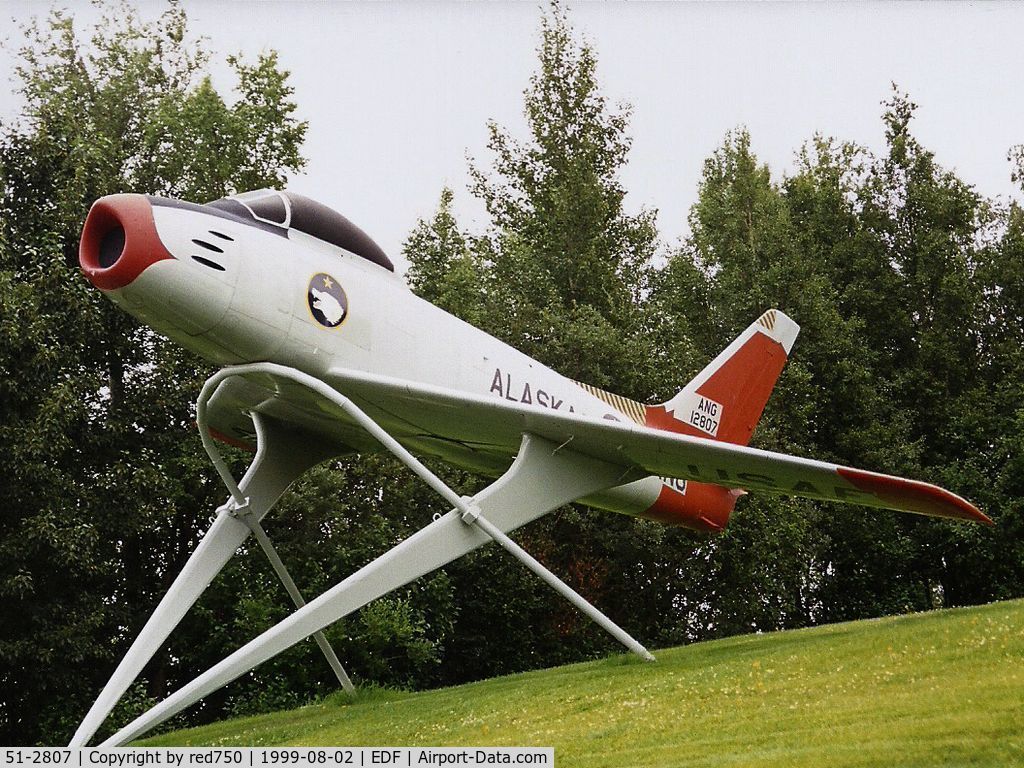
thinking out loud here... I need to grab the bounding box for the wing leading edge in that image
[317,366,990,525]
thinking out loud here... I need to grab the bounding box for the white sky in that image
[3,1,1023,272]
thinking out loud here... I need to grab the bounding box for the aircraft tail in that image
[646,309,799,444]
[639,309,799,530]
[575,309,799,531]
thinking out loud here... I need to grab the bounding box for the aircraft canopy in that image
[208,189,394,272]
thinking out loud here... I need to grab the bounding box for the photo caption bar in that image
[1,749,553,768]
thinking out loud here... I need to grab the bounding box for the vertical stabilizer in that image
[646,309,799,446]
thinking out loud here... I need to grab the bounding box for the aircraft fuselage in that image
[80,193,684,527]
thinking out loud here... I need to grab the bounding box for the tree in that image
[5,0,1019,744]
[648,89,1011,634]
[403,187,484,325]
[467,3,658,393]
[649,129,833,636]
[0,1,307,744]
[405,4,674,683]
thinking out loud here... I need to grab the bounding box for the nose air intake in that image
[80,194,173,290]
[98,226,126,268]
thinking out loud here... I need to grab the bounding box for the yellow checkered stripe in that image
[757,309,777,332]
[573,381,646,425]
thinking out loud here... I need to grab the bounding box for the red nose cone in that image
[80,194,174,290]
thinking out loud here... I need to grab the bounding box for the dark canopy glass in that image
[286,192,393,272]
[207,189,393,272]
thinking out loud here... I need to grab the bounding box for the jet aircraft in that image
[69,189,989,746]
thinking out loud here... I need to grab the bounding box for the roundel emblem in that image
[307,273,348,328]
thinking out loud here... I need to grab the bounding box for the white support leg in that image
[208,365,651,662]
[69,415,337,747]
[102,432,633,746]
[199,364,651,661]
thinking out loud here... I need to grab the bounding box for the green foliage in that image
[406,4,667,689]
[650,87,1012,630]
[464,2,658,392]
[403,187,483,324]
[406,8,1019,705]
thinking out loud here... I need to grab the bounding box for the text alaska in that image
[488,368,576,412]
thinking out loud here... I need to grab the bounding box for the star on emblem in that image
[322,276,334,289]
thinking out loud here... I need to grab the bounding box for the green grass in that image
[142,599,1024,766]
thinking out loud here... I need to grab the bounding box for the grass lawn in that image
[141,599,1024,767]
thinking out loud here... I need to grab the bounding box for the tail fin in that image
[646,309,799,446]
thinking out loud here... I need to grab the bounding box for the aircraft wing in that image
[314,366,990,525]
[202,364,988,524]
[202,369,375,455]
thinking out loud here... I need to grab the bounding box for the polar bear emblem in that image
[307,273,348,328]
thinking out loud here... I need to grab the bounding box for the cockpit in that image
[206,189,394,272]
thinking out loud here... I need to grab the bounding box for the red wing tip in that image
[950,504,995,526]
[837,467,991,525]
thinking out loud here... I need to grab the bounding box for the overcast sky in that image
[3,1,1023,272]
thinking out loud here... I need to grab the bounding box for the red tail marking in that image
[640,482,740,532]
[646,331,786,445]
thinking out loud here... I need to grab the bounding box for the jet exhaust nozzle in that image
[80,194,173,290]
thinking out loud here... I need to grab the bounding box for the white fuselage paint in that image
[113,205,663,516]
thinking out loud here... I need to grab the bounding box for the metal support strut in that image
[228,501,356,696]
[70,408,340,747]
[194,363,653,664]
[460,502,653,661]
[93,362,653,747]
